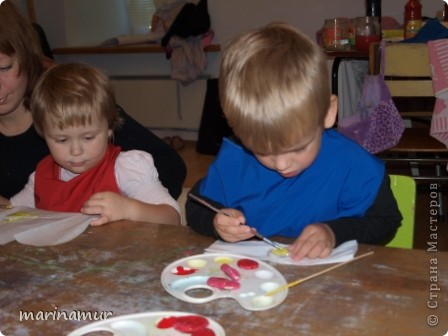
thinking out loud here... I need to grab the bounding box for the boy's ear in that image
[324,95,338,129]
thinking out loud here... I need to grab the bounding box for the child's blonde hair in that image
[219,22,331,154]
[31,63,122,135]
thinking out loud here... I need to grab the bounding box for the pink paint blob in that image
[221,263,240,281]
[207,277,240,290]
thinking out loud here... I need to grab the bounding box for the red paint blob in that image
[192,327,216,336]
[157,315,214,335]
[237,258,259,270]
[172,266,197,275]
[156,316,176,329]
[173,315,209,333]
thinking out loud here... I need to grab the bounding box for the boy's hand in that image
[213,208,253,242]
[287,224,336,261]
[81,191,130,226]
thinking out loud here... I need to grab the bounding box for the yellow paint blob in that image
[213,256,233,264]
[251,295,274,308]
[187,259,207,268]
[269,247,289,257]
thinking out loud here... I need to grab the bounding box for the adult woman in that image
[0,1,186,200]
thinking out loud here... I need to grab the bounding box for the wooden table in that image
[1,222,447,335]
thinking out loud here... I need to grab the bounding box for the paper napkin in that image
[205,239,358,266]
[0,206,93,246]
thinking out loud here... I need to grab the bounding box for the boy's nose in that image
[70,142,83,156]
[273,157,290,171]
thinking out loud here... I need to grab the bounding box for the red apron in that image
[35,144,121,212]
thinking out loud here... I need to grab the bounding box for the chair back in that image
[369,42,448,183]
[377,42,433,119]
[387,175,416,249]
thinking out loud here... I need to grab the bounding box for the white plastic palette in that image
[161,253,288,311]
[67,311,225,336]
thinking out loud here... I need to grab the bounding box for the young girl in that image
[1,62,180,226]
[0,1,186,201]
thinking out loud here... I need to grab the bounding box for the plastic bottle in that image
[443,3,448,22]
[403,0,422,39]
[366,0,382,39]
[366,0,382,22]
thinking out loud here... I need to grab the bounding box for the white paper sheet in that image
[0,206,94,246]
[205,239,358,266]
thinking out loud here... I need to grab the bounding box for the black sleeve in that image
[326,173,402,247]
[186,179,220,238]
[112,105,187,199]
[186,173,402,246]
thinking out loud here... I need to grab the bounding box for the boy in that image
[186,22,401,260]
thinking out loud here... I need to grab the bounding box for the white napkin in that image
[0,206,94,246]
[205,239,358,266]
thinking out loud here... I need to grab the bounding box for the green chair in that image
[387,175,416,249]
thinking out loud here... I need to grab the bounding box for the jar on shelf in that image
[348,19,356,47]
[355,16,381,52]
[323,18,350,51]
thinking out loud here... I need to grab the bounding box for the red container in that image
[403,0,422,39]
[355,34,381,52]
[354,16,381,52]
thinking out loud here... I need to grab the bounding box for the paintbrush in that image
[265,251,374,296]
[188,193,283,250]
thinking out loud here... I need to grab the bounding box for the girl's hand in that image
[81,191,130,226]
[287,224,336,261]
[213,208,253,242]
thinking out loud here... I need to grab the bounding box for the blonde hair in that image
[0,1,45,109]
[31,63,122,135]
[219,22,330,154]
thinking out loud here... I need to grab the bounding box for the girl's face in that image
[0,53,27,117]
[43,116,112,175]
[252,127,323,178]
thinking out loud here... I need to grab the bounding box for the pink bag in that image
[338,42,405,154]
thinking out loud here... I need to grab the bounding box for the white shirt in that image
[11,150,181,215]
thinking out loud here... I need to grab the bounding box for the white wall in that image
[11,0,130,47]
[17,0,443,47]
[12,0,444,138]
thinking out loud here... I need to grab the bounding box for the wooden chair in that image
[369,42,448,186]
